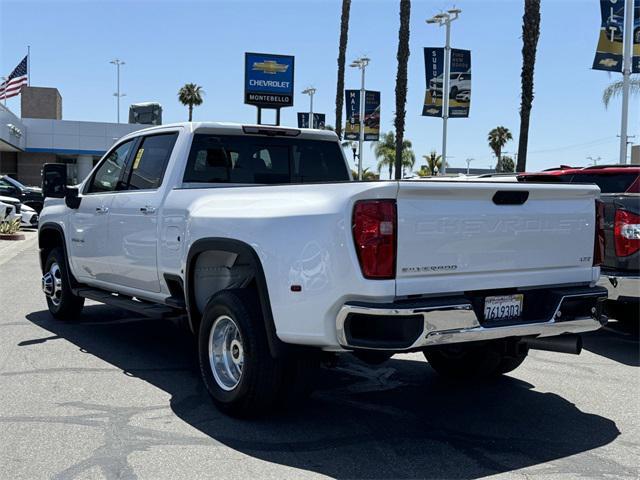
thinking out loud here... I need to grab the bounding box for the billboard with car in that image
[344,90,380,141]
[592,0,640,72]
[422,48,471,118]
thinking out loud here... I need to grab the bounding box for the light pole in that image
[587,155,602,166]
[350,57,370,181]
[426,8,461,175]
[618,0,634,164]
[465,157,474,175]
[302,87,316,128]
[1,77,7,106]
[110,59,126,123]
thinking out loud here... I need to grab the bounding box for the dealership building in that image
[0,86,147,186]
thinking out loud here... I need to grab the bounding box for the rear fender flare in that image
[185,238,286,358]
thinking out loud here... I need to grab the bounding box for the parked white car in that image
[20,204,38,228]
[0,195,22,225]
[38,122,608,416]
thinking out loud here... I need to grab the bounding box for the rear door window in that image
[124,133,178,190]
[183,134,350,184]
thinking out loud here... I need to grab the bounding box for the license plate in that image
[484,294,524,321]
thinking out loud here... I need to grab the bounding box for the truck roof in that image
[121,121,339,142]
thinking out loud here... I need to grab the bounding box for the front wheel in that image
[198,289,285,417]
[424,340,528,379]
[42,247,84,320]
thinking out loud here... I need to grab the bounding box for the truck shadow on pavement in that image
[582,321,640,367]
[25,306,623,479]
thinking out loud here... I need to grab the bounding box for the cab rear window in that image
[183,134,350,184]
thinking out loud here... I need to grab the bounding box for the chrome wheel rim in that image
[208,315,244,391]
[42,262,63,307]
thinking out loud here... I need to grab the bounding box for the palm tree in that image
[372,131,414,179]
[334,0,352,140]
[422,151,443,175]
[350,167,379,181]
[602,78,640,108]
[178,83,204,121]
[488,126,513,172]
[516,0,541,172]
[373,131,396,179]
[394,0,411,180]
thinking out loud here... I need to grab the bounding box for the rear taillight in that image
[352,200,397,279]
[614,209,640,257]
[593,200,605,266]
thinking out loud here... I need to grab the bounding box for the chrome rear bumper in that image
[336,286,608,351]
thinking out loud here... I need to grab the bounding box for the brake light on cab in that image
[614,209,640,257]
[352,200,397,279]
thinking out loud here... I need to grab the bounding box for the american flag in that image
[0,56,28,100]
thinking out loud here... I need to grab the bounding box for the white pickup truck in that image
[39,122,608,416]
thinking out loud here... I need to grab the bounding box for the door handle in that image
[95,206,109,214]
[140,205,156,215]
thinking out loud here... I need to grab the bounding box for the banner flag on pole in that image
[344,90,380,141]
[422,48,471,118]
[297,112,326,129]
[593,0,626,71]
[633,0,639,73]
[0,55,28,100]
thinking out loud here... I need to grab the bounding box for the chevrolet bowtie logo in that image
[252,60,289,74]
[599,58,619,67]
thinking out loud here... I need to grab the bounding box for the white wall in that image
[22,118,146,154]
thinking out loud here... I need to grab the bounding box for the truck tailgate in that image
[395,181,599,296]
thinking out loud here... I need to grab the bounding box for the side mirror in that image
[42,163,67,198]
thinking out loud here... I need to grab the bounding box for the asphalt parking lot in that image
[1,238,638,480]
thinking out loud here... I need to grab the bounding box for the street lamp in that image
[587,155,601,166]
[465,158,474,175]
[349,56,370,181]
[426,8,462,175]
[301,87,316,128]
[110,59,126,123]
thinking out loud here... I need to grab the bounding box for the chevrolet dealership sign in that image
[245,52,294,108]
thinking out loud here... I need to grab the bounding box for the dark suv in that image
[0,175,45,213]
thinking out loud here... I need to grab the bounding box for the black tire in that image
[450,86,459,100]
[198,289,285,417]
[43,247,84,320]
[424,341,528,379]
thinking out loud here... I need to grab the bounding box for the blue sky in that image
[1,0,637,173]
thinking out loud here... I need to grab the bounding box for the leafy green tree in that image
[501,156,515,173]
[516,0,541,172]
[394,0,411,179]
[178,83,204,121]
[334,0,352,139]
[488,126,513,172]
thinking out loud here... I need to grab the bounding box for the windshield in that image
[0,176,26,189]
[183,134,350,185]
